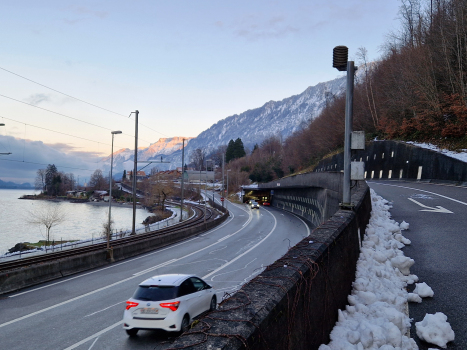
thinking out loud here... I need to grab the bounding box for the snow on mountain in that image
[104,75,348,174]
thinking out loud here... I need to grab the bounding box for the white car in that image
[250,200,260,209]
[123,274,216,336]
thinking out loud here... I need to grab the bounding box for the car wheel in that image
[126,329,138,337]
[180,314,190,333]
[209,296,217,311]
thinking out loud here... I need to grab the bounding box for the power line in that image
[0,65,173,139]
[0,94,154,145]
[0,115,112,146]
[0,157,97,172]
[0,66,127,117]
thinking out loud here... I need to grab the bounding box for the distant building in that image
[126,170,147,182]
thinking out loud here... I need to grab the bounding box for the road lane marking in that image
[87,337,99,350]
[408,198,453,213]
[370,182,467,206]
[84,300,127,318]
[133,259,178,276]
[0,276,138,329]
[203,208,277,280]
[63,321,122,350]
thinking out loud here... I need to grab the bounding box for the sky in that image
[0,0,402,183]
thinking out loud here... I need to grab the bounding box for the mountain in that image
[0,179,33,189]
[104,75,348,174]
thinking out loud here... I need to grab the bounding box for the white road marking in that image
[133,259,178,276]
[87,337,99,350]
[84,300,127,318]
[370,182,467,206]
[408,198,454,213]
[63,321,122,350]
[203,208,277,280]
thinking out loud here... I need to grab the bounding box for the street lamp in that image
[204,159,212,225]
[107,130,122,260]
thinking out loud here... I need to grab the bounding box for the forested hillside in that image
[226,0,467,188]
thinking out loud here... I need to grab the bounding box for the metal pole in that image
[343,61,355,206]
[204,160,207,225]
[222,153,225,208]
[180,139,185,222]
[107,133,114,249]
[132,110,139,234]
[226,169,231,210]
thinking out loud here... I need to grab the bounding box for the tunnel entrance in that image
[242,187,273,205]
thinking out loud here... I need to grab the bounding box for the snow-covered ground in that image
[319,189,455,350]
[405,142,467,163]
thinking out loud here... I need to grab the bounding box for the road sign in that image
[221,197,224,201]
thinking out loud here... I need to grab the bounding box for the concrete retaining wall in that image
[0,211,229,295]
[315,140,467,183]
[168,179,371,349]
[260,172,343,228]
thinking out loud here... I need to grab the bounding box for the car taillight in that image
[160,301,180,311]
[126,301,139,310]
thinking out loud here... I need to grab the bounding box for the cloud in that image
[229,14,300,41]
[0,135,104,184]
[62,5,108,24]
[24,93,51,106]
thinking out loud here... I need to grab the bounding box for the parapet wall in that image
[168,177,371,349]
[0,211,229,295]
[315,140,467,183]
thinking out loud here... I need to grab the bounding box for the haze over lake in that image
[0,189,152,255]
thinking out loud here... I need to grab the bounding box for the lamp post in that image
[204,159,212,225]
[107,130,122,260]
[226,169,231,210]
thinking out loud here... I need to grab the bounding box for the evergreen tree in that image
[225,139,236,163]
[233,138,246,159]
[122,170,127,181]
[45,164,58,194]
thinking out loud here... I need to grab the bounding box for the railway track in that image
[0,203,217,272]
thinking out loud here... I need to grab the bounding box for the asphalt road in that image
[0,194,310,350]
[368,181,467,350]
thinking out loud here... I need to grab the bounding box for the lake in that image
[0,189,152,255]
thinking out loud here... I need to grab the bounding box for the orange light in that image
[160,301,180,311]
[126,301,139,310]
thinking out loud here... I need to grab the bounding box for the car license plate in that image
[141,308,159,314]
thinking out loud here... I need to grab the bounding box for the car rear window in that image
[132,285,179,301]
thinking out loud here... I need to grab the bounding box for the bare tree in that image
[89,169,108,190]
[35,169,46,192]
[28,205,66,246]
[190,148,206,170]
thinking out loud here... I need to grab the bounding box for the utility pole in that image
[131,110,139,235]
[180,138,185,222]
[222,153,225,208]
